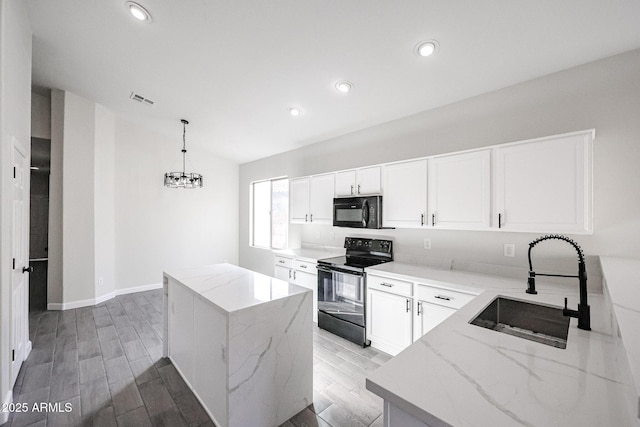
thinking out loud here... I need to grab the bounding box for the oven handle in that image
[317,265,365,276]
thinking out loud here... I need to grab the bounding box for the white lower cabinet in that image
[366,288,413,356]
[274,255,318,322]
[367,271,479,355]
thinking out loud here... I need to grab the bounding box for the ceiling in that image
[27,1,640,164]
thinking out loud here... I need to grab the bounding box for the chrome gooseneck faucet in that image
[527,234,591,331]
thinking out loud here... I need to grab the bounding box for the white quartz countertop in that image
[163,263,310,313]
[273,247,345,263]
[365,261,639,426]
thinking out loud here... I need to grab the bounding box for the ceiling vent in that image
[129,91,155,106]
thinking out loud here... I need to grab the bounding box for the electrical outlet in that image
[504,244,515,257]
[423,238,431,250]
[98,277,104,286]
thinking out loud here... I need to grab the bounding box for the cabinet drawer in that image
[416,284,475,310]
[295,259,316,273]
[274,256,294,269]
[368,274,412,297]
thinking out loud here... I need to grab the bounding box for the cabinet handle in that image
[421,213,425,226]
[434,295,452,301]
[305,214,308,222]
[380,282,394,288]
[278,260,285,264]
[300,265,307,269]
[350,185,354,195]
[310,214,313,222]
[417,301,422,316]
[293,271,296,280]
[288,270,292,279]
[498,213,502,229]
[357,184,361,194]
[432,213,435,226]
[406,299,411,313]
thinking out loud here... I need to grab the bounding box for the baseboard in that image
[46,283,163,310]
[1,389,13,425]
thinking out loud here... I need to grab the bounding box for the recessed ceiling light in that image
[289,107,303,117]
[335,81,353,94]
[125,1,152,23]
[415,40,438,57]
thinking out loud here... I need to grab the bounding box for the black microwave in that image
[333,196,382,228]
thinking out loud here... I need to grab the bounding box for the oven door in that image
[317,265,365,327]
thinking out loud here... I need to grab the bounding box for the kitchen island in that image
[365,262,639,426]
[162,263,312,427]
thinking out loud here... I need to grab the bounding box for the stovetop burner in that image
[318,237,393,271]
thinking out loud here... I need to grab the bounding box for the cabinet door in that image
[367,289,413,356]
[290,177,310,223]
[414,301,456,341]
[168,280,195,383]
[356,166,382,195]
[309,174,335,224]
[294,270,318,323]
[429,150,491,229]
[335,170,356,197]
[495,131,592,233]
[382,159,428,228]
[274,265,292,282]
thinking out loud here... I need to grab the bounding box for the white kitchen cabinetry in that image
[335,166,381,197]
[495,130,593,233]
[428,150,491,229]
[274,255,319,322]
[382,159,428,228]
[367,274,413,356]
[290,174,335,224]
[413,284,476,341]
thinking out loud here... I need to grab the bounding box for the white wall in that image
[0,0,31,419]
[239,49,640,286]
[31,92,51,140]
[94,105,116,299]
[62,92,96,303]
[114,118,239,289]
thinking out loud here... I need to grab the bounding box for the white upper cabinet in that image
[335,166,381,196]
[495,130,593,233]
[290,177,310,224]
[290,174,335,224]
[382,159,428,228]
[428,150,491,229]
[309,174,335,224]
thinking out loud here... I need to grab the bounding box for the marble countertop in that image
[599,257,640,418]
[273,247,345,263]
[365,261,639,426]
[163,263,310,313]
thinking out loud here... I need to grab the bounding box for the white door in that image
[382,159,428,228]
[429,150,491,229]
[335,170,356,197]
[355,166,381,195]
[495,131,592,233]
[366,289,413,356]
[309,174,335,224]
[12,138,30,385]
[414,301,456,341]
[289,178,310,223]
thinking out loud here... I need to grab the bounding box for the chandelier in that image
[164,119,203,188]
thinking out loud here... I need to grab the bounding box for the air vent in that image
[129,92,155,106]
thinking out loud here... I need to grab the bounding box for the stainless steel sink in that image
[469,296,570,349]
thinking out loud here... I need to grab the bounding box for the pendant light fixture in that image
[164,119,203,188]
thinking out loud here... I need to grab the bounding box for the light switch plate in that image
[504,243,515,257]
[423,238,431,250]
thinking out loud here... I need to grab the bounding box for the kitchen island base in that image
[162,264,313,427]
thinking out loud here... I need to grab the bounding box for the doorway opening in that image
[29,137,50,313]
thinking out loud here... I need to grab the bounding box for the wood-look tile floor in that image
[4,289,390,427]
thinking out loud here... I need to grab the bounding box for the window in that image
[250,177,289,249]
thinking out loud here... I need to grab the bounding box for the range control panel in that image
[344,237,393,255]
